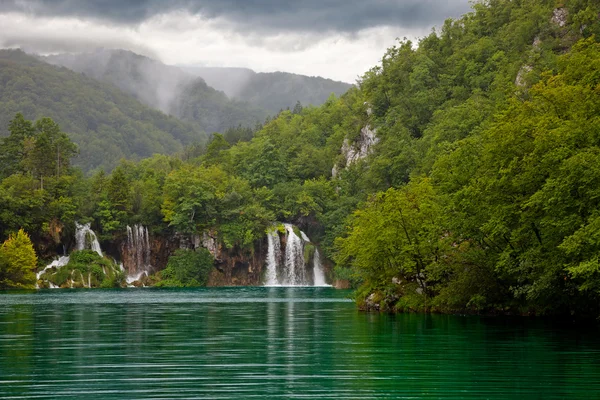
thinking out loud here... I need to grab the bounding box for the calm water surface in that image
[0,287,599,399]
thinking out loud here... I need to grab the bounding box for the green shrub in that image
[155,248,214,287]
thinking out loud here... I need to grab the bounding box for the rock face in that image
[363,293,381,311]
[342,125,379,166]
[119,234,175,276]
[515,64,533,87]
[552,8,568,27]
[207,240,267,286]
[333,123,379,177]
[332,104,379,178]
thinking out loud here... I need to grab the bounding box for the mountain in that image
[181,66,353,114]
[0,49,206,172]
[45,49,193,114]
[44,49,268,133]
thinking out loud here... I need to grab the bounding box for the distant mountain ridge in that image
[44,49,268,134]
[44,49,352,119]
[181,65,353,114]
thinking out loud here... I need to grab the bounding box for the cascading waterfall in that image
[75,222,103,257]
[264,223,329,286]
[284,224,306,285]
[38,223,104,288]
[36,255,70,288]
[125,224,152,283]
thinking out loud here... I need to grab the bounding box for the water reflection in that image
[0,288,598,399]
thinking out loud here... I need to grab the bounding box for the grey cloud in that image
[0,0,472,34]
[0,34,157,59]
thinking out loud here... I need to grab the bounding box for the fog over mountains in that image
[45,49,352,116]
[181,65,352,114]
[0,47,352,171]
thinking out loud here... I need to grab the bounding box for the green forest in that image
[1,0,600,318]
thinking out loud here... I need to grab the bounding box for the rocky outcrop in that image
[552,8,568,28]
[332,107,379,177]
[515,65,533,87]
[340,125,379,166]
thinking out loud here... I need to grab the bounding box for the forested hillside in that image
[2,0,600,318]
[0,50,206,172]
[45,50,269,134]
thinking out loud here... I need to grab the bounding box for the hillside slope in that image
[0,49,206,171]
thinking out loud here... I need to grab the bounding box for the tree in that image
[335,179,446,299]
[19,117,78,189]
[0,113,35,179]
[0,229,37,289]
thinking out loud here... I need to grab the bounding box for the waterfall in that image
[265,229,281,286]
[284,224,306,285]
[36,255,70,288]
[126,224,152,277]
[264,223,329,287]
[313,249,327,286]
[75,222,103,257]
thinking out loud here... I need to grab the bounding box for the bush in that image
[100,270,126,288]
[69,250,102,265]
[155,248,214,287]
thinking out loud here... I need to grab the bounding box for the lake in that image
[0,287,599,399]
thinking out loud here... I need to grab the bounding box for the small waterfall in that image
[284,224,306,285]
[313,249,327,286]
[126,224,152,278]
[36,255,70,288]
[264,223,328,286]
[265,229,281,286]
[75,222,103,257]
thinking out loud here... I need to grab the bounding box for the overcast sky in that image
[0,0,472,83]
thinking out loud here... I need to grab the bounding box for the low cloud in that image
[0,1,473,82]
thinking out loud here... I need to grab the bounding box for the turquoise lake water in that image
[0,287,599,398]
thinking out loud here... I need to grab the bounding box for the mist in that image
[45,49,196,115]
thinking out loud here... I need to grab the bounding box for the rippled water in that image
[0,287,599,399]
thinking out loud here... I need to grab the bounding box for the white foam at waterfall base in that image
[126,271,148,286]
[75,222,103,257]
